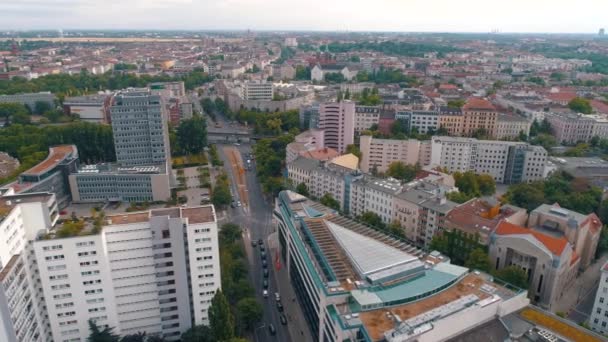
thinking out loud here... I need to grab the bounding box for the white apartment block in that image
[590,261,608,334]
[359,135,426,173]
[349,177,401,224]
[33,206,220,342]
[241,81,273,101]
[430,136,547,184]
[495,114,531,140]
[354,105,381,133]
[287,157,350,211]
[318,101,355,153]
[545,112,598,144]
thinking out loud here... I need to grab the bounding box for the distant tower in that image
[600,28,606,37]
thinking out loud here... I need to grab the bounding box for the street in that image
[217,143,293,342]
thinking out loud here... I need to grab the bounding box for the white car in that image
[274,292,281,302]
[263,290,268,298]
[237,201,242,207]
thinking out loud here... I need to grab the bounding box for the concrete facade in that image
[359,135,426,173]
[318,101,355,153]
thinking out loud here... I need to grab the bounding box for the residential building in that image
[318,101,355,153]
[461,98,498,137]
[311,65,358,82]
[274,190,530,342]
[445,197,528,245]
[300,103,320,129]
[111,89,171,169]
[349,177,401,224]
[149,81,186,98]
[63,94,113,123]
[286,129,326,163]
[284,37,298,47]
[359,135,426,173]
[590,261,608,334]
[241,80,273,101]
[0,91,55,110]
[545,112,607,143]
[438,107,463,136]
[430,136,547,184]
[528,204,601,270]
[396,109,441,134]
[354,105,381,133]
[1,145,79,209]
[34,205,220,341]
[489,221,579,310]
[549,156,608,188]
[495,114,530,140]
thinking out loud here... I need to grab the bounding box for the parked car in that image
[260,251,267,259]
[263,290,268,298]
[258,238,263,245]
[275,292,281,301]
[262,259,268,268]
[263,269,269,278]
[268,324,276,335]
[251,240,257,247]
[263,280,268,289]
[276,301,283,312]
[280,314,287,325]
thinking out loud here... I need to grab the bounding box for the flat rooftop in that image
[105,206,215,226]
[22,145,77,176]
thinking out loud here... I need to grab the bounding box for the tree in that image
[345,144,362,159]
[386,161,418,182]
[219,223,241,245]
[465,248,492,272]
[454,171,480,197]
[596,226,608,259]
[358,211,385,229]
[120,332,146,342]
[296,182,309,197]
[568,97,593,114]
[87,320,119,342]
[477,174,496,196]
[0,103,29,125]
[176,115,207,155]
[447,99,465,109]
[494,266,528,289]
[181,325,214,342]
[212,173,232,208]
[209,290,235,342]
[320,193,340,211]
[33,100,52,115]
[236,297,263,333]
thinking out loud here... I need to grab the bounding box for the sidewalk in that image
[270,234,314,342]
[554,254,608,315]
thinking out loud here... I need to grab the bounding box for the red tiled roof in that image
[591,100,608,114]
[495,221,569,256]
[300,148,340,161]
[439,84,458,90]
[463,98,496,111]
[547,92,576,102]
[582,213,602,235]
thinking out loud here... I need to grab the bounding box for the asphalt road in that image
[218,144,292,342]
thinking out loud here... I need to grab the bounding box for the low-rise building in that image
[495,114,530,140]
[549,156,608,188]
[241,80,273,101]
[0,91,55,110]
[545,112,598,144]
[63,94,113,123]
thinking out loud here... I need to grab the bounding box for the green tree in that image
[494,266,529,289]
[477,174,496,196]
[176,115,207,155]
[358,211,385,229]
[235,297,263,333]
[345,144,362,159]
[596,226,608,259]
[320,193,340,211]
[465,248,492,272]
[530,133,557,151]
[219,223,241,245]
[296,182,309,197]
[568,97,593,114]
[212,173,232,208]
[33,100,52,115]
[454,171,480,197]
[209,290,235,342]
[447,99,465,109]
[386,161,418,182]
[120,332,146,342]
[87,320,119,342]
[181,325,214,342]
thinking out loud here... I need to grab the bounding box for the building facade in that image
[318,101,355,153]
[589,261,608,334]
[63,94,113,123]
[354,105,381,133]
[241,81,273,101]
[359,135,425,173]
[0,92,56,110]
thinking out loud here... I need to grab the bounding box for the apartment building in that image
[241,81,273,101]
[359,135,426,173]
[438,107,463,136]
[111,89,171,169]
[495,114,531,140]
[489,221,579,311]
[461,98,498,137]
[318,101,355,153]
[396,109,441,134]
[430,136,547,184]
[274,191,530,342]
[349,177,401,224]
[545,112,608,144]
[1,145,79,209]
[34,205,220,342]
[354,105,381,133]
[286,129,326,164]
[589,261,608,334]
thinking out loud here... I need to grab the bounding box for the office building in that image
[149,82,186,98]
[590,261,608,334]
[430,136,547,184]
[318,101,355,153]
[359,135,426,173]
[241,81,273,101]
[111,89,171,169]
[35,206,220,341]
[1,145,79,209]
[274,190,530,342]
[63,94,113,123]
[0,92,56,110]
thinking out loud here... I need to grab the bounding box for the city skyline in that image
[1,0,607,33]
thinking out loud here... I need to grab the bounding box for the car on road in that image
[263,269,269,278]
[260,244,265,252]
[263,280,268,288]
[236,201,241,207]
[263,290,268,298]
[280,314,287,325]
[258,238,263,245]
[276,301,283,312]
[268,324,276,336]
[260,251,266,259]
[251,240,257,247]
[230,201,236,208]
[275,292,281,301]
[262,259,267,268]
[234,143,240,146]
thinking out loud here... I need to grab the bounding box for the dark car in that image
[280,314,287,325]
[263,269,269,278]
[276,301,283,312]
[230,201,236,208]
[251,240,257,247]
[268,324,276,335]
[260,245,266,252]
[263,280,268,288]
[258,238,263,245]
[262,259,268,268]
[260,251,267,260]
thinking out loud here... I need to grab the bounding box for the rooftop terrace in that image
[22,145,77,176]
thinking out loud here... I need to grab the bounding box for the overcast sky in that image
[1,0,607,33]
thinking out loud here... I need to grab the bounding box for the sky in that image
[1,0,607,33]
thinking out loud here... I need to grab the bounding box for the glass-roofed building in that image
[274,190,532,342]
